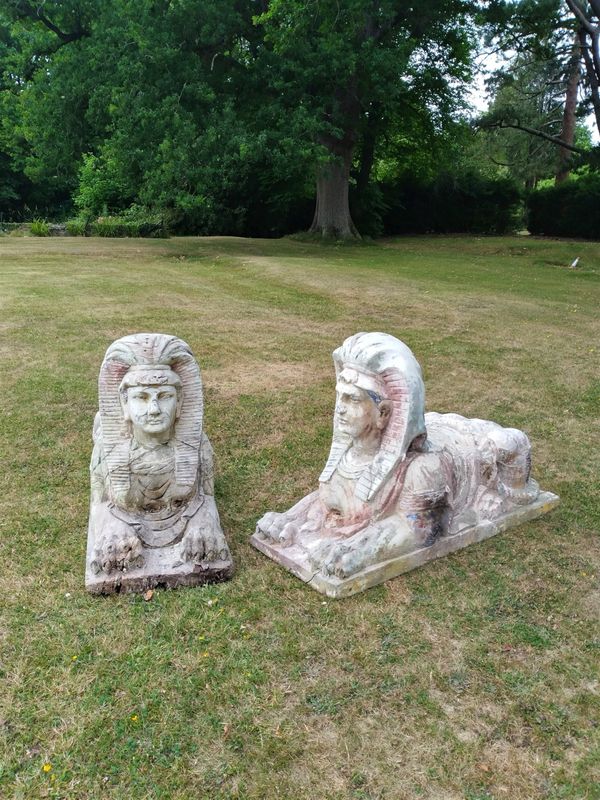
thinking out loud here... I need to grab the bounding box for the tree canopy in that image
[0,0,598,236]
[479,0,600,183]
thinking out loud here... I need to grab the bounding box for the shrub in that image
[30,219,50,236]
[66,218,89,236]
[0,222,24,234]
[75,154,133,217]
[66,206,169,237]
[381,171,522,235]
[90,215,168,238]
[527,174,600,239]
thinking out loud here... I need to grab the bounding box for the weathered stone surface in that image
[86,333,233,594]
[253,332,558,597]
[253,491,559,598]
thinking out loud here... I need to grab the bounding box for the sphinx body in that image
[252,332,558,597]
[86,333,233,594]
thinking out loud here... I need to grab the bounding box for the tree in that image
[0,0,105,211]
[479,1,599,182]
[565,0,600,131]
[256,0,478,238]
[0,1,501,235]
[481,51,577,188]
[0,0,271,227]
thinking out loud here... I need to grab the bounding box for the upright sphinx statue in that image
[253,332,558,597]
[85,333,233,594]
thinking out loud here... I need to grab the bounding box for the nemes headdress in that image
[98,333,203,503]
[319,332,426,502]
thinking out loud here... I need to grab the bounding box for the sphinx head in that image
[97,333,203,506]
[334,366,392,444]
[321,332,427,502]
[119,365,183,444]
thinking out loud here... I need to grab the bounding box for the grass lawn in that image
[0,234,598,800]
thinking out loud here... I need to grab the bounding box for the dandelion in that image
[42,763,52,773]
[130,714,139,722]
[202,651,210,658]
[71,655,78,662]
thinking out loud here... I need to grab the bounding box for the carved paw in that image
[255,511,296,546]
[181,527,230,564]
[91,532,144,575]
[322,544,361,579]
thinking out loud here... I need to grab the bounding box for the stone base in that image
[85,549,233,595]
[251,491,559,599]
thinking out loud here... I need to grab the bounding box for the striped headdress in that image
[97,333,203,504]
[319,332,426,503]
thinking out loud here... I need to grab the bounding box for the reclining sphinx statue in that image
[253,332,558,597]
[85,333,232,594]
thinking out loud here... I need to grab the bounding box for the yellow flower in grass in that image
[130,714,139,722]
[42,763,52,773]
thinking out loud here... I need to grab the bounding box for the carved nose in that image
[148,398,160,415]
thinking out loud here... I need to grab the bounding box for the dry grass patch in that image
[207,359,330,399]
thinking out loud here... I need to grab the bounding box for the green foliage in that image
[478,0,600,191]
[65,218,88,236]
[74,153,133,217]
[90,214,168,239]
[381,171,522,235]
[0,0,482,234]
[5,0,597,237]
[66,206,168,238]
[527,174,600,239]
[30,218,50,236]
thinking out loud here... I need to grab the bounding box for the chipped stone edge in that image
[85,559,234,595]
[250,491,560,599]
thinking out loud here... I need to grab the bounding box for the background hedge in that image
[526,174,600,239]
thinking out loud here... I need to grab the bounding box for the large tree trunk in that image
[566,2,600,131]
[309,140,360,239]
[556,31,582,184]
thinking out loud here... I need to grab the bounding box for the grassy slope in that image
[0,235,598,800]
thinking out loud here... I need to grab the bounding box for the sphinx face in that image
[124,384,179,441]
[334,377,387,442]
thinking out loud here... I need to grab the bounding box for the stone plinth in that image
[252,490,559,598]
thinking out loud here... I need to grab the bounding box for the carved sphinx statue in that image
[252,332,558,597]
[85,333,233,593]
